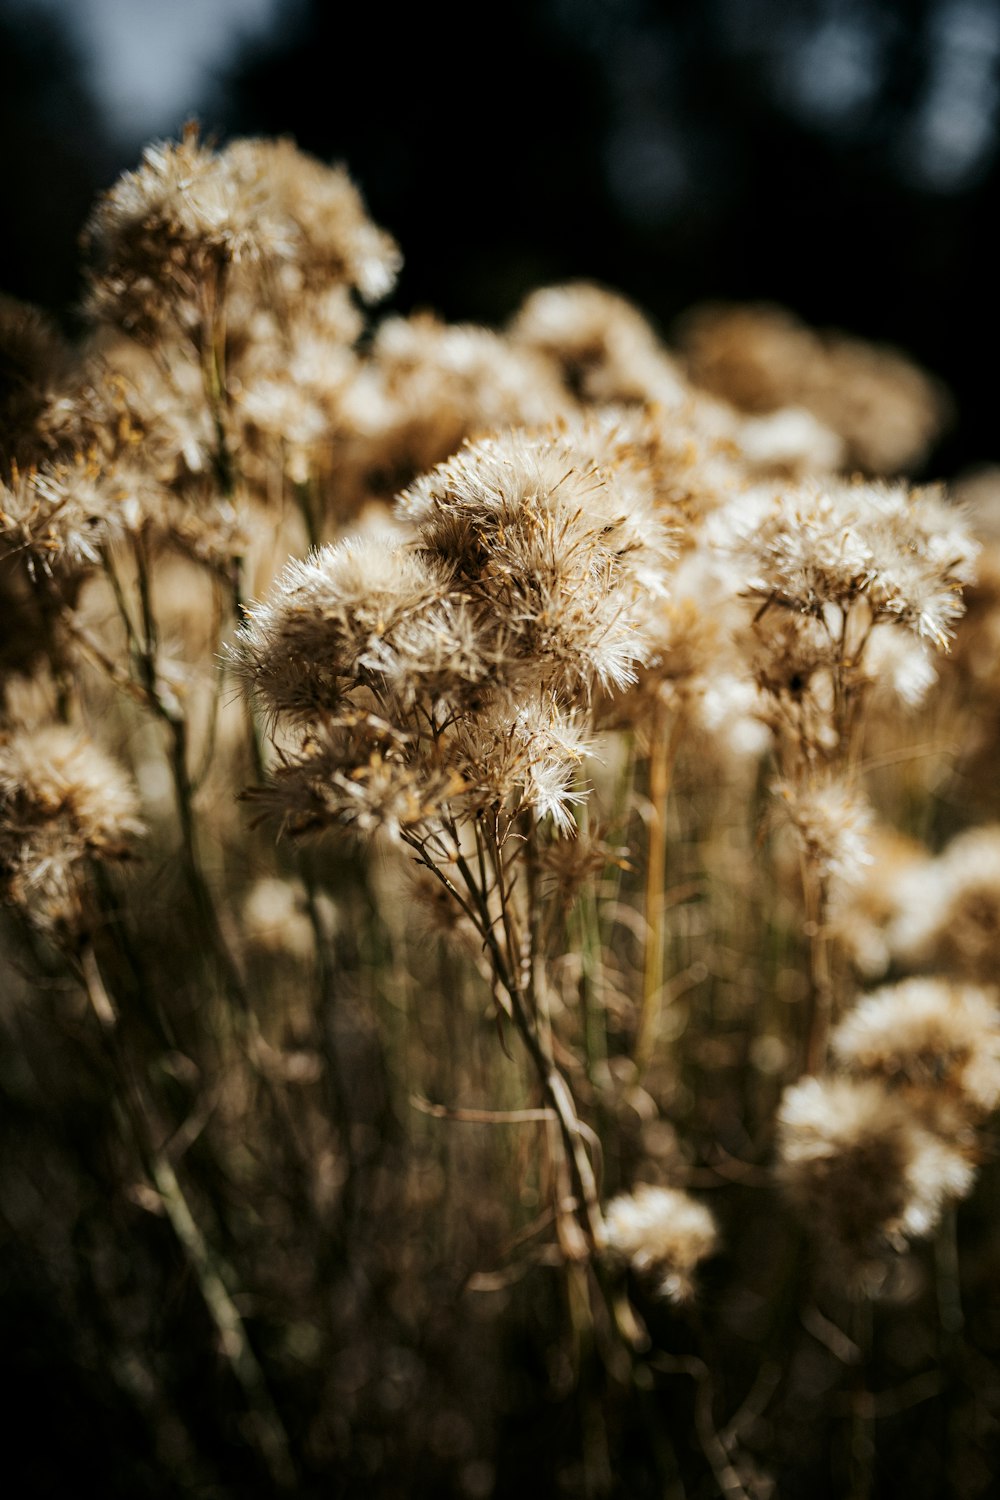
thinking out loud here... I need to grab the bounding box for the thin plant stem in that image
[635,703,680,1080]
[76,942,296,1491]
[801,858,834,1075]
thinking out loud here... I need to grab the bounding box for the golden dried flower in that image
[84,126,283,342]
[722,479,976,648]
[538,823,630,909]
[733,407,845,477]
[325,313,571,514]
[447,698,590,833]
[889,825,1000,982]
[0,458,121,576]
[254,716,466,842]
[831,827,932,978]
[224,137,401,303]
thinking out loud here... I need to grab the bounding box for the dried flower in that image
[602,1183,718,1302]
[776,1075,974,1262]
[723,479,976,649]
[242,876,321,961]
[84,128,398,350]
[447,698,590,833]
[831,827,932,978]
[0,458,122,576]
[0,725,143,935]
[861,627,938,708]
[253,716,467,842]
[232,536,464,720]
[84,126,282,342]
[772,775,873,891]
[733,407,845,477]
[401,425,671,697]
[888,825,1000,981]
[680,302,948,474]
[538,823,630,910]
[223,137,401,303]
[509,282,687,409]
[832,977,1000,1122]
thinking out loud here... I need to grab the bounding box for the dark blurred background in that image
[2,0,998,473]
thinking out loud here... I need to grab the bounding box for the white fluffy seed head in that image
[602,1183,718,1303]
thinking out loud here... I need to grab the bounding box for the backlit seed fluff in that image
[232,538,459,719]
[602,1183,718,1303]
[679,302,948,474]
[222,138,401,303]
[509,282,688,409]
[84,127,283,338]
[773,775,873,890]
[84,129,400,342]
[776,1076,974,1260]
[720,478,977,649]
[447,699,590,833]
[252,720,468,842]
[399,426,671,696]
[0,726,143,935]
[0,460,121,574]
[831,977,1000,1120]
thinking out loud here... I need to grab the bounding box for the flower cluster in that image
[235,423,673,839]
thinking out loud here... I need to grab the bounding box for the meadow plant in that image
[3,129,1000,1500]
